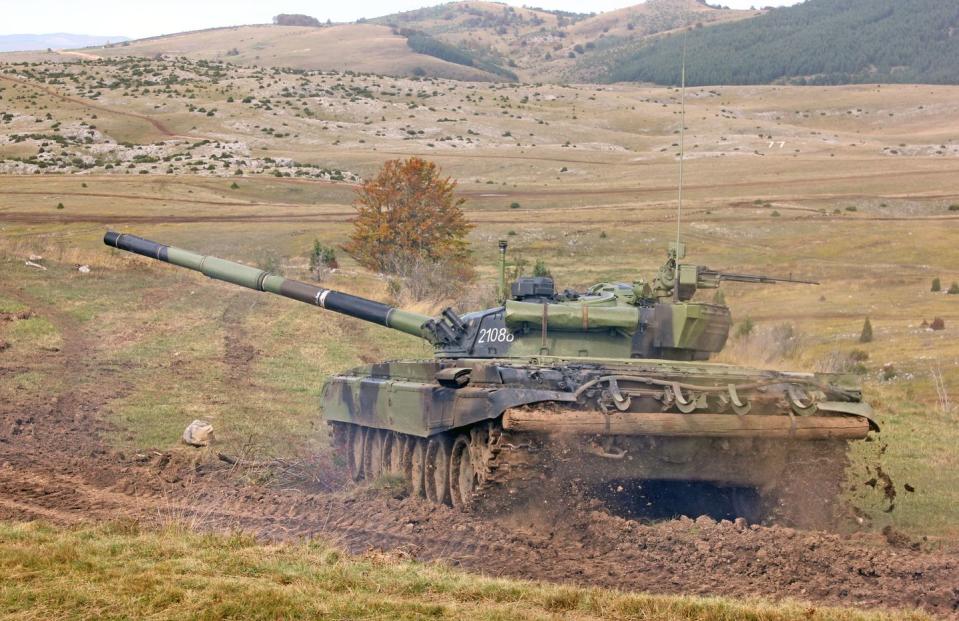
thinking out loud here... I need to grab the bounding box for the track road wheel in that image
[348,426,365,482]
[385,432,405,476]
[366,430,385,479]
[409,438,427,498]
[449,434,477,509]
[425,435,452,506]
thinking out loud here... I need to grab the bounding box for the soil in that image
[1,286,957,619]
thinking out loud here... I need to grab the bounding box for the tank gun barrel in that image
[103,231,433,339]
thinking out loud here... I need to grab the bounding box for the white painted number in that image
[478,327,514,344]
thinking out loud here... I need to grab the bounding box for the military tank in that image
[104,232,876,526]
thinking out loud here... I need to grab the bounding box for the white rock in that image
[25,261,47,270]
[77,265,91,273]
[182,420,214,447]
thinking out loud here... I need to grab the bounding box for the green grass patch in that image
[0,295,28,315]
[0,522,925,621]
[6,317,62,352]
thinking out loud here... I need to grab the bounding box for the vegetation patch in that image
[0,522,918,621]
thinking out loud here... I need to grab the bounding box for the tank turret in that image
[104,232,816,362]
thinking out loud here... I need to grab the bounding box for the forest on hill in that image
[608,0,959,85]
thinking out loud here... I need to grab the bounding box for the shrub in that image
[308,240,338,280]
[532,259,551,278]
[56,202,64,209]
[230,182,239,189]
[859,317,873,343]
[735,317,754,339]
[848,348,869,362]
[948,204,959,211]
[256,250,283,275]
[931,317,945,330]
[510,202,520,209]
[948,282,959,295]
[931,277,941,292]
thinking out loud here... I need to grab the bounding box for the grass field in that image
[0,521,929,620]
[1,53,958,617]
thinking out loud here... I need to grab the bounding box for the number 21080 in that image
[477,327,514,343]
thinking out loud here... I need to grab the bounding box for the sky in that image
[2,0,803,39]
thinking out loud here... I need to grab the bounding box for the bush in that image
[931,277,941,292]
[308,240,338,280]
[256,250,283,275]
[931,317,946,330]
[509,202,520,209]
[848,348,869,362]
[532,259,551,278]
[384,252,473,304]
[948,204,959,211]
[859,317,873,343]
[56,202,64,210]
[948,282,959,295]
[735,317,754,339]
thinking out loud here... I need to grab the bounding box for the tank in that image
[104,232,877,526]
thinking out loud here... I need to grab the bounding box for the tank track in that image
[330,421,853,526]
[329,420,548,513]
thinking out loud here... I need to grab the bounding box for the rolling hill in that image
[372,0,757,82]
[608,0,959,85]
[82,23,506,82]
[5,0,959,86]
[5,0,757,83]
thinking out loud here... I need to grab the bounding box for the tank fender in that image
[816,401,880,432]
[457,387,577,428]
[321,374,576,437]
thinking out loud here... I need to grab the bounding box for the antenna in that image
[672,28,688,301]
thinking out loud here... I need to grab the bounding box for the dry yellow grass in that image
[0,521,930,621]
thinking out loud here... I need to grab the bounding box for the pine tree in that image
[859,317,873,343]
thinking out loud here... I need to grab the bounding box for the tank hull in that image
[321,356,873,525]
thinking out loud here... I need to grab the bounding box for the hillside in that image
[609,0,959,85]
[373,0,757,82]
[2,1,757,83]
[81,23,508,82]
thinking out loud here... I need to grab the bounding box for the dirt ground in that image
[1,285,957,619]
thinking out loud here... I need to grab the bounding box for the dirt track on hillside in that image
[0,75,199,139]
[1,285,957,618]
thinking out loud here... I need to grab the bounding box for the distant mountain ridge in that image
[0,34,129,53]
[5,0,959,86]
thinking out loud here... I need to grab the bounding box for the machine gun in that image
[649,242,819,301]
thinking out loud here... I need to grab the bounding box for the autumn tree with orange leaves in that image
[344,157,472,274]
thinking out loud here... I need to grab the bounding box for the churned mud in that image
[1,288,957,618]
